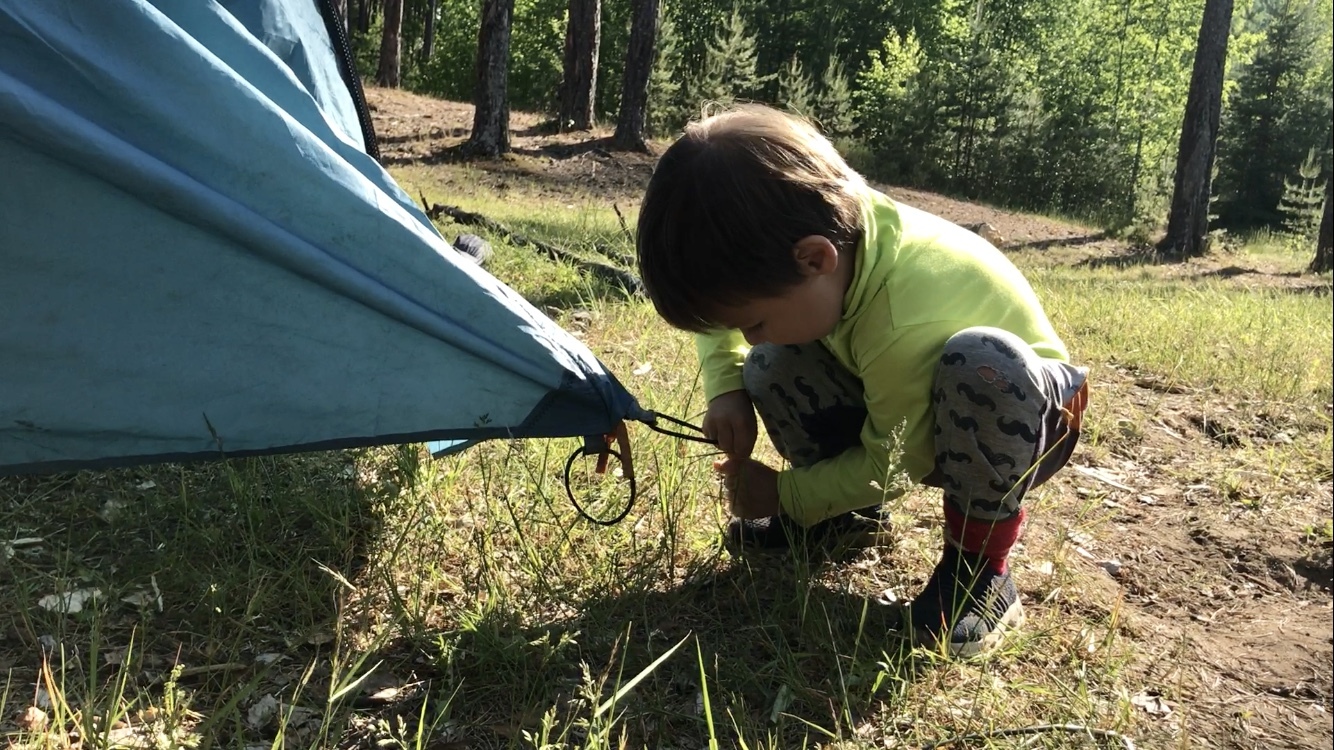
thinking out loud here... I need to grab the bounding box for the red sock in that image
[944,500,1025,574]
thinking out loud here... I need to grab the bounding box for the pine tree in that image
[465,0,515,156]
[1280,149,1328,238]
[613,0,660,150]
[1159,0,1234,257]
[814,55,855,138]
[1313,176,1332,272]
[776,55,814,117]
[1214,0,1328,230]
[646,11,684,135]
[692,8,769,110]
[558,0,601,130]
[375,0,404,86]
[854,29,929,182]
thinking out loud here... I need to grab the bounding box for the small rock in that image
[37,587,101,615]
[246,694,279,730]
[972,222,1005,245]
[1131,691,1174,717]
[99,497,130,522]
[19,706,48,732]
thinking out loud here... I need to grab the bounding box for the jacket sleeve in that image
[776,321,955,525]
[694,329,750,402]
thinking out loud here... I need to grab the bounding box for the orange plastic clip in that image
[594,420,636,481]
[1062,380,1090,432]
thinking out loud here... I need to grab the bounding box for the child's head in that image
[636,104,867,337]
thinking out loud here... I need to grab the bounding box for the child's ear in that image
[792,235,839,277]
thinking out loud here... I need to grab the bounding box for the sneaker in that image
[908,545,1024,657]
[727,507,882,551]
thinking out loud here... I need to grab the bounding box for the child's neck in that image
[836,246,858,308]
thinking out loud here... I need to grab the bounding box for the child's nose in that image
[742,330,766,346]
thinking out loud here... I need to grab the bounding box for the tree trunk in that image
[612,0,659,151]
[1159,0,1234,257]
[330,0,349,37]
[375,0,403,87]
[356,0,374,35]
[1312,177,1333,273]
[466,0,515,156]
[558,0,601,130]
[422,0,438,63]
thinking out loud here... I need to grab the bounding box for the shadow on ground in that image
[352,549,917,748]
[1008,231,1117,252]
[0,450,398,743]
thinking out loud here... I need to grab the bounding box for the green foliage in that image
[509,0,566,113]
[593,0,632,121]
[386,0,565,112]
[1279,149,1329,239]
[848,0,1205,225]
[776,55,814,118]
[646,11,687,135]
[355,0,1331,234]
[854,30,929,181]
[408,0,479,102]
[1215,0,1334,230]
[814,55,855,137]
[692,8,770,109]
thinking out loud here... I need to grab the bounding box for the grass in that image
[2,169,1331,749]
[1033,265,1331,404]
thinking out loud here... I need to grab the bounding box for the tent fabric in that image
[0,0,649,475]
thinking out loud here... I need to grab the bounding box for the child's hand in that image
[714,458,781,519]
[702,390,757,459]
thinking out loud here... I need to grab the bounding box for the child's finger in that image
[715,422,736,457]
[736,424,757,459]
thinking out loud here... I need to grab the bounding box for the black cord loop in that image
[563,445,637,526]
[561,411,715,526]
[644,411,718,445]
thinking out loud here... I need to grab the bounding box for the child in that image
[635,105,1089,657]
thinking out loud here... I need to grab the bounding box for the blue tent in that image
[0,0,650,475]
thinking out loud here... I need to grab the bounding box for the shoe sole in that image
[913,599,1025,659]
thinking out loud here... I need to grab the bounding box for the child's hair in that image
[636,104,867,332]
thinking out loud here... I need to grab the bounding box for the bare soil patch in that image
[1032,366,1332,748]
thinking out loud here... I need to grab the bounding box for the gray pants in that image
[742,327,1087,521]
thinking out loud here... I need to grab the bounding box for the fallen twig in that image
[922,723,1137,749]
[422,199,643,296]
[612,203,634,244]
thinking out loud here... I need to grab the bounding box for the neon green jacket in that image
[696,189,1069,525]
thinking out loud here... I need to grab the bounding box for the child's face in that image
[713,236,852,346]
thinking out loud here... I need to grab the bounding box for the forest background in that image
[343,0,1332,244]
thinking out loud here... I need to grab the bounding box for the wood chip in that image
[1072,465,1134,492]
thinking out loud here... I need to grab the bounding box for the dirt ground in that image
[364,87,1333,749]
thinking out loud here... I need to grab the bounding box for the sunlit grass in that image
[1032,266,1332,405]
